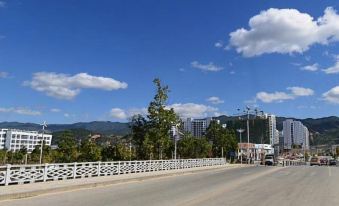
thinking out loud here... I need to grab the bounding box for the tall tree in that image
[144,78,179,159]
[78,139,102,162]
[206,121,238,158]
[56,131,78,163]
[131,114,148,159]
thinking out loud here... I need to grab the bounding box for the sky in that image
[0,0,338,123]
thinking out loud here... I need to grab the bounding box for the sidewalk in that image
[0,164,249,201]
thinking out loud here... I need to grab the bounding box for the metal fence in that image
[0,158,226,186]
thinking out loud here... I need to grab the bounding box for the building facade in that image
[182,117,216,137]
[266,114,277,145]
[283,119,309,150]
[0,129,52,153]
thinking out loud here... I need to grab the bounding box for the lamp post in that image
[237,129,245,165]
[39,121,47,164]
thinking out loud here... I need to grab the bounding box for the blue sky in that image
[0,0,338,123]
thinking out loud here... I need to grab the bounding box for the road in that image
[1,165,338,206]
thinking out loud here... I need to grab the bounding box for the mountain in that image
[0,121,131,136]
[0,116,338,146]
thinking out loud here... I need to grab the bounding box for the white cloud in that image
[64,113,70,118]
[0,72,8,78]
[110,108,128,119]
[229,7,339,57]
[206,96,224,104]
[214,41,223,48]
[0,107,41,116]
[50,108,61,113]
[167,103,218,118]
[323,86,339,104]
[301,63,319,71]
[191,61,223,72]
[256,92,294,103]
[25,72,128,100]
[110,107,147,120]
[287,87,314,96]
[256,86,314,103]
[323,61,339,74]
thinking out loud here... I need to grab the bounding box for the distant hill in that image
[0,121,131,136]
[0,116,338,146]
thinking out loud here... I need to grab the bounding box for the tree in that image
[178,132,212,158]
[0,149,7,165]
[144,78,180,159]
[78,139,102,162]
[206,121,238,158]
[131,114,148,159]
[30,142,53,164]
[56,131,78,163]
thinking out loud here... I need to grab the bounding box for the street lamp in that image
[237,128,245,165]
[39,121,47,164]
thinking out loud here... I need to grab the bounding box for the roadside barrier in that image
[0,158,226,186]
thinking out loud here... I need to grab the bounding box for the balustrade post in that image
[5,164,11,186]
[73,162,77,179]
[118,161,121,175]
[43,163,48,182]
[97,161,101,176]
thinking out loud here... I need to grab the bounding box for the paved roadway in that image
[1,165,338,206]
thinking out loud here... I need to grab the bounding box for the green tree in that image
[56,131,78,163]
[206,121,238,158]
[131,114,148,159]
[178,132,212,158]
[0,149,7,165]
[144,78,179,159]
[78,139,102,162]
[30,142,53,164]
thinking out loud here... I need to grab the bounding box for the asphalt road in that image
[1,165,338,206]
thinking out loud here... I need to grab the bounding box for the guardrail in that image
[0,158,226,186]
[281,160,306,167]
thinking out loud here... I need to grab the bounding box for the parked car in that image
[310,157,320,166]
[320,158,328,166]
[264,154,275,166]
[329,159,337,166]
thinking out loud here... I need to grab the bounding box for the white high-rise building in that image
[0,129,53,153]
[182,117,216,137]
[283,120,309,150]
[266,114,277,145]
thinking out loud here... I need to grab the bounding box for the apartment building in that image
[0,129,52,153]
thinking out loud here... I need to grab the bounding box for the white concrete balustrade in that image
[0,158,226,186]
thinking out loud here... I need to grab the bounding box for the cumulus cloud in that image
[206,96,224,104]
[214,41,223,48]
[24,72,128,100]
[256,92,294,103]
[323,61,339,74]
[256,86,314,103]
[287,87,314,96]
[0,107,41,116]
[191,61,223,72]
[110,107,147,120]
[323,86,339,104]
[301,64,319,71]
[167,103,218,118]
[229,7,339,57]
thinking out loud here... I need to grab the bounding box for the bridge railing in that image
[0,158,226,186]
[281,160,306,167]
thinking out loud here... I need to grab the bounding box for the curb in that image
[0,164,249,201]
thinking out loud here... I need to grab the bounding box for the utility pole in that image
[39,121,47,165]
[237,128,245,165]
